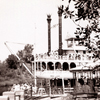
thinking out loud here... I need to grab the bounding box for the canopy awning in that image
[69,66,93,72]
[69,62,99,72]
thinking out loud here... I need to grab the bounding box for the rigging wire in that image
[4,41,34,77]
[5,41,34,46]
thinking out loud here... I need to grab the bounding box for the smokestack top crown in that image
[47,15,51,18]
[47,15,51,22]
[58,6,63,16]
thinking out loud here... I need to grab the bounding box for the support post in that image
[34,61,37,88]
[49,79,51,97]
[62,78,65,94]
[30,61,34,100]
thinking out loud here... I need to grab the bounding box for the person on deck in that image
[74,80,83,93]
[82,77,91,93]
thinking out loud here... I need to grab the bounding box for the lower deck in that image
[35,78,97,96]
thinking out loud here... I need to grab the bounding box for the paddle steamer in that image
[33,7,97,96]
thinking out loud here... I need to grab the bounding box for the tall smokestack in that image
[47,15,51,55]
[58,7,63,55]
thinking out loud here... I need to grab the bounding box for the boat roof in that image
[65,37,84,41]
[69,66,93,72]
[63,46,87,51]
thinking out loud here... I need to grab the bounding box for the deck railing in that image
[35,53,93,61]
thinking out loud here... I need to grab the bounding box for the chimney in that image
[58,7,63,55]
[47,15,51,55]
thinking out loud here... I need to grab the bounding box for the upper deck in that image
[35,51,93,63]
[33,37,94,79]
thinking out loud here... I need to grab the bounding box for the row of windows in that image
[35,62,76,71]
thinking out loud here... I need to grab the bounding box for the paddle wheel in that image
[70,65,98,99]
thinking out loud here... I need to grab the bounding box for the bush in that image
[0,77,5,81]
[6,54,18,69]
[6,69,16,78]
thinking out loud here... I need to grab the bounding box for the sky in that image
[0,0,79,62]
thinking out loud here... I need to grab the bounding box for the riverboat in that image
[31,7,99,97]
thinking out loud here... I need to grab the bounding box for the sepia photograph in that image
[0,0,100,100]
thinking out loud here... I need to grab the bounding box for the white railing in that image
[67,54,93,61]
[35,53,93,61]
[64,88,74,93]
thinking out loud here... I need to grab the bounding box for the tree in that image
[0,62,8,77]
[61,0,100,59]
[6,54,18,69]
[17,44,34,63]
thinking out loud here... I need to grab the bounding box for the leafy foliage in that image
[0,44,35,87]
[0,63,8,77]
[62,0,100,59]
[0,62,18,86]
[0,60,33,87]
[63,0,100,20]
[17,44,34,63]
[6,54,18,69]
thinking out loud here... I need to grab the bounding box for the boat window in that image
[37,62,41,70]
[88,50,91,53]
[78,78,84,85]
[57,79,62,87]
[35,62,37,70]
[63,62,69,70]
[69,54,71,60]
[76,50,78,53]
[47,62,54,70]
[64,80,68,87]
[83,51,86,54]
[70,79,75,87]
[42,62,46,70]
[55,62,61,70]
[70,62,76,69]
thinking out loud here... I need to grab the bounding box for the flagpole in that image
[34,23,37,89]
